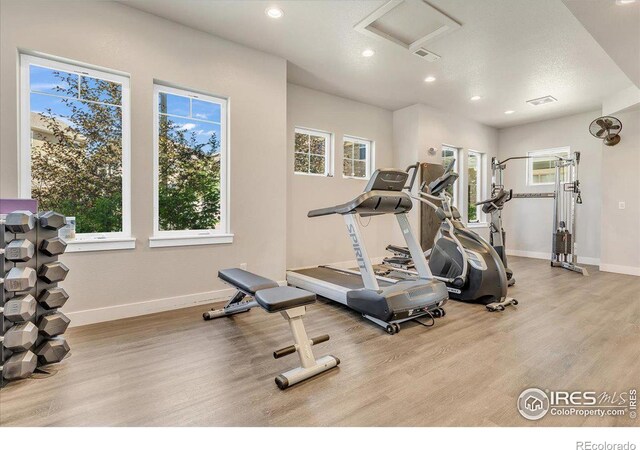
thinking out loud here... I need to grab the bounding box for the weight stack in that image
[1,210,70,387]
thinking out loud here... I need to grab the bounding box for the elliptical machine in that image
[383,161,518,312]
[476,189,515,286]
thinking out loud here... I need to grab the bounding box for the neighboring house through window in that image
[343,136,373,179]
[294,127,332,176]
[527,147,570,186]
[19,54,131,242]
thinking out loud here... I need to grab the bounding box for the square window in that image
[294,128,332,176]
[343,136,373,179]
[527,148,570,186]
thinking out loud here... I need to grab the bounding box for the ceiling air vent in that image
[527,95,558,106]
[355,0,460,61]
[413,47,441,61]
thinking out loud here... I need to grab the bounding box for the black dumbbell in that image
[38,287,69,310]
[38,262,70,283]
[38,311,70,338]
[1,351,37,380]
[40,237,67,256]
[36,337,70,364]
[39,211,67,230]
[0,294,36,322]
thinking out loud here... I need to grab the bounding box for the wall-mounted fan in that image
[589,116,622,146]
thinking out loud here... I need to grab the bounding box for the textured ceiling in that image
[119,0,635,128]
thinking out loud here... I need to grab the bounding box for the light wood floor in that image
[1,257,639,426]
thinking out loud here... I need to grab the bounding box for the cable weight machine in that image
[491,152,588,276]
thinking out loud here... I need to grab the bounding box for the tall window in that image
[343,136,373,179]
[152,85,229,245]
[294,128,332,176]
[20,54,130,240]
[467,150,483,223]
[527,147,570,185]
[441,145,459,206]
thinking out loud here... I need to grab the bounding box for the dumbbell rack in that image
[1,210,70,387]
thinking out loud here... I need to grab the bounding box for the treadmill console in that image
[364,169,408,193]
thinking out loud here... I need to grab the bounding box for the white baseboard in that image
[598,264,640,277]
[66,288,231,327]
[506,249,600,266]
[66,279,288,327]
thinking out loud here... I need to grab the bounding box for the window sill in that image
[467,222,489,228]
[65,238,136,253]
[149,233,234,248]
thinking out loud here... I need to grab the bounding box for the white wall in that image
[0,0,288,324]
[599,108,640,275]
[286,84,394,268]
[497,110,602,264]
[392,103,499,242]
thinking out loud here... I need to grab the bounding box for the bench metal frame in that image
[204,275,339,389]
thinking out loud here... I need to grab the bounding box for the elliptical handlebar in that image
[404,162,420,191]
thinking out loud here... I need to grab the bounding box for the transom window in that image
[19,54,131,240]
[527,147,570,186]
[294,128,332,176]
[343,136,373,179]
[152,84,229,243]
[467,150,484,223]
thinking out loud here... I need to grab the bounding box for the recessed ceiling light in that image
[470,95,482,101]
[265,7,284,18]
[424,76,436,83]
[362,49,375,57]
[504,110,515,115]
[616,0,636,5]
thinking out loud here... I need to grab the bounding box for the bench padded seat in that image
[255,286,316,313]
[218,268,278,294]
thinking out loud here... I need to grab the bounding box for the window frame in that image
[19,54,133,252]
[467,150,484,224]
[526,147,570,186]
[342,135,374,180]
[441,144,460,207]
[150,83,231,248]
[293,127,333,177]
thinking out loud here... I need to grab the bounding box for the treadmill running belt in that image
[292,267,393,290]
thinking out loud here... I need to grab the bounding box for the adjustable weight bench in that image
[204,268,340,389]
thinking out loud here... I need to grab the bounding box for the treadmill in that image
[286,168,449,334]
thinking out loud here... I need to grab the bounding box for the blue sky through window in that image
[158,91,222,155]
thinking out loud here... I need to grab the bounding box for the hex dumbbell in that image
[1,267,37,292]
[40,237,67,256]
[38,262,69,283]
[36,337,70,364]
[0,295,36,322]
[38,287,69,310]
[1,239,35,262]
[2,211,36,234]
[0,322,38,351]
[1,350,37,380]
[39,211,67,230]
[38,311,70,338]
